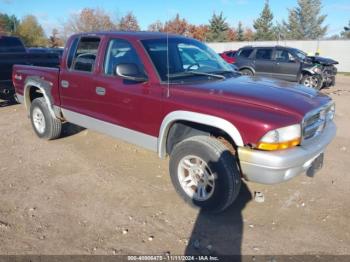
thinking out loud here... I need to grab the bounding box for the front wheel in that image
[301,74,322,90]
[30,97,62,140]
[169,136,241,213]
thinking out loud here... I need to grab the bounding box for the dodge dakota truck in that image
[12,32,336,213]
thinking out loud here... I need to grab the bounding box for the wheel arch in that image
[239,66,255,74]
[24,77,60,119]
[158,111,244,158]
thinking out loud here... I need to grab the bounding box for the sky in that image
[0,0,349,36]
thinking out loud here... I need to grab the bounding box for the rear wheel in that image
[169,136,241,213]
[240,69,254,76]
[30,97,62,140]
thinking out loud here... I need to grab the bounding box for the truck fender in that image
[158,110,244,158]
[23,76,60,119]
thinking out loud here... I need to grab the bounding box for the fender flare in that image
[23,77,59,119]
[158,110,244,158]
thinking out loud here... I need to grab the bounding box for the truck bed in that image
[12,65,61,106]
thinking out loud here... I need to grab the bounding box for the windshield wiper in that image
[167,71,226,80]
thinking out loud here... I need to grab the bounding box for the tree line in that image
[0,0,349,47]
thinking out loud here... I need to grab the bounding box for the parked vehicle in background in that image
[27,47,64,57]
[234,46,338,89]
[219,50,237,64]
[0,35,60,99]
[13,32,336,213]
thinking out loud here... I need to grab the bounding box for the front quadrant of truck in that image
[12,32,336,213]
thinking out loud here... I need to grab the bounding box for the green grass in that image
[338,72,350,76]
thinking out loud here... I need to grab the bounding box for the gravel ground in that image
[0,76,349,256]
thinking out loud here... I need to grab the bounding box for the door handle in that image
[96,86,106,96]
[61,80,69,88]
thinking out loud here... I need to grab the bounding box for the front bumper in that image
[238,121,336,184]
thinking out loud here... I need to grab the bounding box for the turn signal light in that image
[257,138,301,151]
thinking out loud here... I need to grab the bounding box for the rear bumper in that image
[238,121,336,184]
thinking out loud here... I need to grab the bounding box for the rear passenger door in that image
[253,48,275,77]
[59,36,102,116]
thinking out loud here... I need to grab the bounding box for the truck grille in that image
[302,103,334,142]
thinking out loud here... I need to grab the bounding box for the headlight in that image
[257,124,301,151]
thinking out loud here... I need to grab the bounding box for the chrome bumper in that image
[238,121,336,184]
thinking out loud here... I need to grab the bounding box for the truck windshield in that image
[142,38,233,82]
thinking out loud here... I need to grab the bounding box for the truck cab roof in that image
[70,31,190,41]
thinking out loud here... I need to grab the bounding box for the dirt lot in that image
[0,76,349,256]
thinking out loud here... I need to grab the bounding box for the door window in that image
[255,48,273,60]
[275,49,295,62]
[104,39,144,76]
[70,37,100,72]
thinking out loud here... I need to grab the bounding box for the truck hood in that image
[179,76,331,118]
[307,56,339,66]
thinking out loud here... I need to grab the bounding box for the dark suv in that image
[234,46,338,89]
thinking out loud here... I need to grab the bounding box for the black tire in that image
[30,97,62,140]
[169,136,241,213]
[240,69,254,76]
[301,74,322,90]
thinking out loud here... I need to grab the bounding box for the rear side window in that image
[0,36,25,53]
[104,39,144,76]
[238,48,253,58]
[255,48,273,60]
[69,37,100,72]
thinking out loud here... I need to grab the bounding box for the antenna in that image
[166,8,170,98]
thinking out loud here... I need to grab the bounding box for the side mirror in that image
[115,63,148,82]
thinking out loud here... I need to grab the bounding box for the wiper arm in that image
[167,71,225,80]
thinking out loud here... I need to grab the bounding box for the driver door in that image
[93,38,162,136]
[274,49,300,81]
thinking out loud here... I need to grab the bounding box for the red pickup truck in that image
[12,32,336,213]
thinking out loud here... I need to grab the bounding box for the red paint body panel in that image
[12,32,332,145]
[12,65,61,106]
